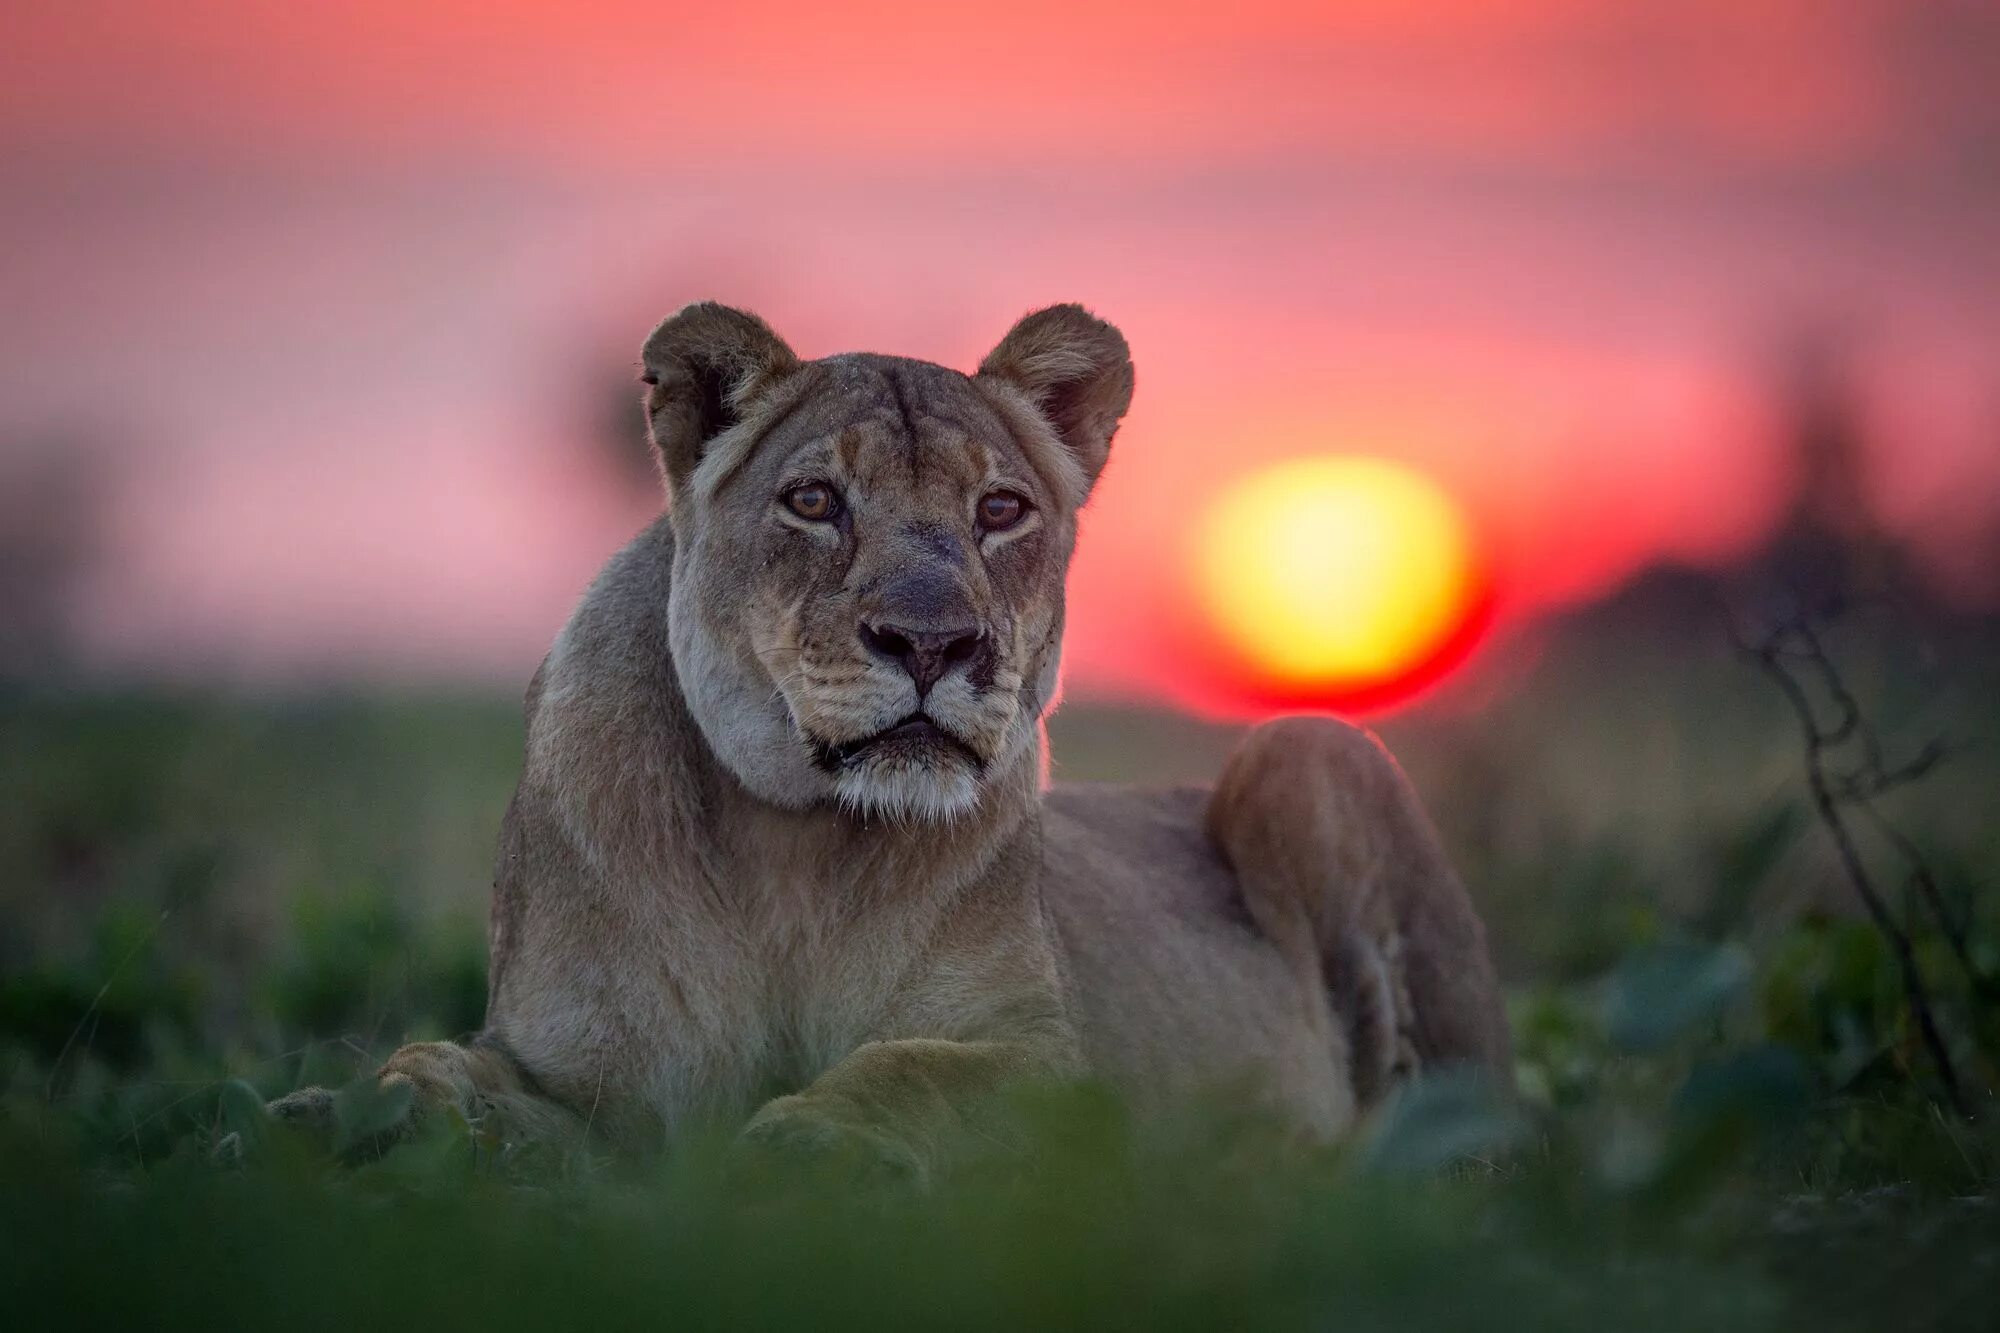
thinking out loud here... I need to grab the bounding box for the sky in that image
[3,1,1997,714]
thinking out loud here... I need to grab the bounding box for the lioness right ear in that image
[978,304,1134,491]
[640,302,799,490]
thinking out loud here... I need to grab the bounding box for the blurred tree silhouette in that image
[1753,337,1906,615]
[588,363,664,501]
[0,436,105,680]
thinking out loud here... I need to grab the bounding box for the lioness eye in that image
[783,483,840,522]
[978,490,1028,532]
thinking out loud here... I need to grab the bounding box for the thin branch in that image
[1733,613,1974,1117]
[1851,797,1986,996]
[1826,738,1951,803]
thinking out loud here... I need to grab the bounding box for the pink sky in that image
[3,1,1996,711]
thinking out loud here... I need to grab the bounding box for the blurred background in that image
[3,2,1997,1131]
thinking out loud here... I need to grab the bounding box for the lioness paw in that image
[266,1084,339,1131]
[219,1055,464,1164]
[738,1094,926,1183]
[248,1077,424,1161]
[211,1082,335,1164]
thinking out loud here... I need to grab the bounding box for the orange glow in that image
[1193,457,1482,708]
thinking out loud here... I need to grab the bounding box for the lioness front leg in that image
[265,1037,579,1155]
[742,1038,1059,1179]
[1206,717,1511,1108]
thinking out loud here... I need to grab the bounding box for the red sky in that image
[3,1,1996,712]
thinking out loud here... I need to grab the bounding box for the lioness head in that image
[642,303,1133,822]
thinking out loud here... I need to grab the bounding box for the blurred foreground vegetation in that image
[3,610,1998,1329]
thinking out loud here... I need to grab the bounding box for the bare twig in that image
[1850,799,1983,990]
[1760,617,1985,993]
[1732,611,1979,1117]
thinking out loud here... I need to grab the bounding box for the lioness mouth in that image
[814,715,984,773]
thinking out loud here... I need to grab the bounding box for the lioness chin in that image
[265,302,1510,1171]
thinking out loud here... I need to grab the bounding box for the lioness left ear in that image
[977,304,1134,490]
[640,302,799,491]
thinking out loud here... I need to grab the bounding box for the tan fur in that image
[269,304,1509,1166]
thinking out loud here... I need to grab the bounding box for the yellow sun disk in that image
[1196,457,1473,687]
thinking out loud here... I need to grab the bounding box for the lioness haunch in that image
[266,303,1510,1171]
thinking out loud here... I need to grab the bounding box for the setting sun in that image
[1195,456,1480,703]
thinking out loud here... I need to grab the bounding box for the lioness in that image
[272,303,1509,1167]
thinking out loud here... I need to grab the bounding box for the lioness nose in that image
[859,620,985,695]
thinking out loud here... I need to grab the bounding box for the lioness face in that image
[643,304,1132,822]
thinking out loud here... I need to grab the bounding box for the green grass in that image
[3,615,1997,1329]
[2,1096,1792,1332]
